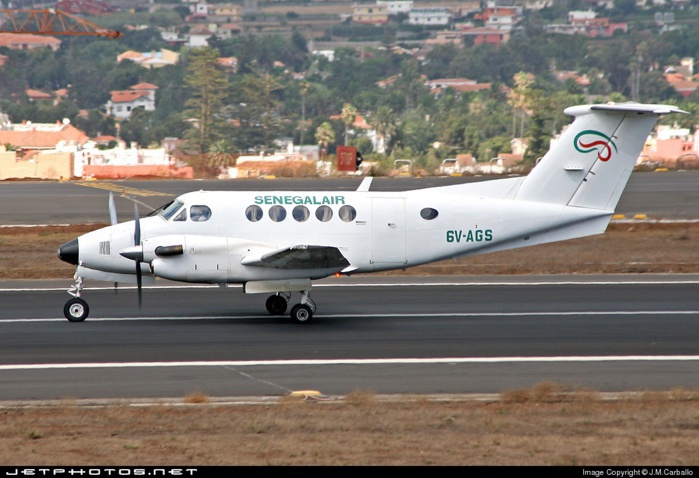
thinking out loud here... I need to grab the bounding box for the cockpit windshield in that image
[158,200,185,221]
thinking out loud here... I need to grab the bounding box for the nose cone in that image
[57,238,79,265]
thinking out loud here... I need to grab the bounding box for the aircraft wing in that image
[240,245,350,270]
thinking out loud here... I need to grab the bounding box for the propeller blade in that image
[133,203,141,246]
[136,263,142,308]
[109,192,118,225]
[133,203,142,308]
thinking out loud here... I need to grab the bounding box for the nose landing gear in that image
[64,275,89,322]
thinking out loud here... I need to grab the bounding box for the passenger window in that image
[339,205,356,222]
[420,208,439,220]
[245,205,263,222]
[293,205,310,222]
[316,205,333,222]
[269,205,287,222]
[190,205,212,222]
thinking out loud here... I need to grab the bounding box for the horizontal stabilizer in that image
[241,245,350,270]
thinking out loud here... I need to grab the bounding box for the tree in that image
[315,121,335,160]
[183,47,229,155]
[340,103,358,146]
[523,92,552,165]
[207,139,237,174]
[510,71,533,139]
[368,105,397,155]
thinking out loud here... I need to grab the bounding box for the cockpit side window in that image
[190,205,212,222]
[160,200,184,220]
[173,209,187,222]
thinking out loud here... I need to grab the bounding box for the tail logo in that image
[574,130,618,162]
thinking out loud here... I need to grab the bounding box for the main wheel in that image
[266,294,287,315]
[64,297,89,322]
[290,304,313,324]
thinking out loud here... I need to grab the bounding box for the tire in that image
[64,298,89,322]
[266,295,287,315]
[290,304,313,324]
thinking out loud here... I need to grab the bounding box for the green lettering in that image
[254,196,263,205]
[466,230,474,242]
[285,196,292,205]
[485,230,493,241]
[475,230,483,241]
[446,231,454,243]
[293,196,302,204]
[336,196,345,204]
[264,196,272,205]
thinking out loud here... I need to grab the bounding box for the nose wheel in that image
[64,297,89,322]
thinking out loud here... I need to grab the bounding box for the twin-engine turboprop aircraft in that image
[57,102,685,323]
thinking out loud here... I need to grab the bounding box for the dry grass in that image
[1,384,698,465]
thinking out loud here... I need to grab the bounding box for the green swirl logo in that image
[574,130,618,162]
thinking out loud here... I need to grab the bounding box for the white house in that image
[105,83,158,120]
[408,7,453,26]
[376,1,413,14]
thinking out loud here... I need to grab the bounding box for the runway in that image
[0,276,697,401]
[1,174,698,402]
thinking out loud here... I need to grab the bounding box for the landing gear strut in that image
[64,275,89,322]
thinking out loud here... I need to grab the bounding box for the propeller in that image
[108,192,118,226]
[109,192,118,293]
[133,202,142,308]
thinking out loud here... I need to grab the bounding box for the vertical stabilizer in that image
[515,103,686,210]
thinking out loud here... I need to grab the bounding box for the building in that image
[105,83,158,120]
[544,10,627,37]
[208,4,243,22]
[117,49,180,69]
[187,24,215,47]
[55,0,117,15]
[0,33,61,51]
[0,120,89,151]
[376,1,413,14]
[408,8,453,26]
[352,4,389,24]
[459,26,510,45]
[425,78,492,94]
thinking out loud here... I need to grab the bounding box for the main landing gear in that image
[266,290,316,324]
[64,276,89,322]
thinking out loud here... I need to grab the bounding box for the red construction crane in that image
[0,9,122,39]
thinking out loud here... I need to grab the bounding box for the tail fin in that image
[515,103,686,210]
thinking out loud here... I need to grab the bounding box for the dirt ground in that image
[1,221,698,466]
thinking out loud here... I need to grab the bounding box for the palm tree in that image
[207,139,236,175]
[340,103,358,146]
[315,121,335,161]
[369,105,397,155]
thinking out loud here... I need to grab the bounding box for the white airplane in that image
[57,102,685,323]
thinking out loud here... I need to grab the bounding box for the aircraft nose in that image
[57,238,79,265]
